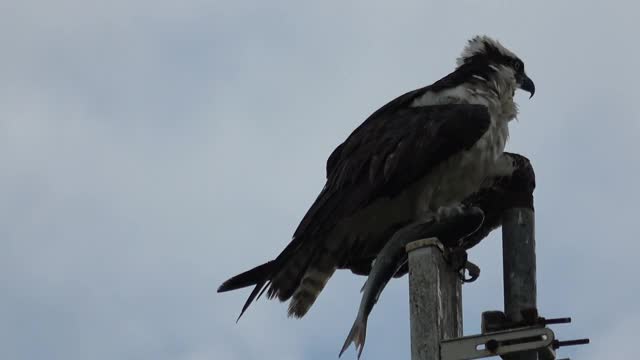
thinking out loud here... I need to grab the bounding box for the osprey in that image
[218,35,535,319]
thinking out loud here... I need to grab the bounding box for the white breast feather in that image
[409,65,518,215]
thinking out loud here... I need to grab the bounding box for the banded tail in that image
[218,246,338,319]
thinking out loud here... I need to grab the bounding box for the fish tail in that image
[339,314,368,359]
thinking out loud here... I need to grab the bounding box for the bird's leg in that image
[417,204,484,282]
[446,246,468,272]
[445,247,481,283]
[461,259,480,282]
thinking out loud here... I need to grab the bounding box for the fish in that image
[339,207,485,358]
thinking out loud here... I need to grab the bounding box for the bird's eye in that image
[513,60,522,71]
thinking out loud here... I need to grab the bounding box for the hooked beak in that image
[519,73,535,99]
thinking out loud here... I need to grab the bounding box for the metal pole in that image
[407,238,462,360]
[502,207,537,360]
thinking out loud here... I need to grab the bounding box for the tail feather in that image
[218,261,274,293]
[236,280,268,322]
[269,246,315,301]
[287,253,336,317]
[219,244,337,319]
[218,261,274,321]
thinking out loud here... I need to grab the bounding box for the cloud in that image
[2,1,639,359]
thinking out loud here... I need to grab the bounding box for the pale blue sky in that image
[2,1,639,359]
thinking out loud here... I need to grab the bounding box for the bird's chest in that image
[416,113,509,214]
[409,85,515,215]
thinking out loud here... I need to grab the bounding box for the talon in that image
[460,260,480,282]
[446,247,481,283]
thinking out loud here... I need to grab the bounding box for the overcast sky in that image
[2,1,639,359]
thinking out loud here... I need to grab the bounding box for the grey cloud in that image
[2,1,639,359]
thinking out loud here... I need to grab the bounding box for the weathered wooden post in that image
[406,238,462,360]
[502,207,537,360]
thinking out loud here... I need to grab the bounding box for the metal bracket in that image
[440,326,555,360]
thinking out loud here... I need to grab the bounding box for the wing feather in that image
[294,103,491,241]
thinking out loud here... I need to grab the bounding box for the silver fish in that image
[339,207,484,358]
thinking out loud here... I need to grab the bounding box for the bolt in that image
[485,339,499,353]
[553,338,590,349]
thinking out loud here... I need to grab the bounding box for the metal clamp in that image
[441,326,555,360]
[441,313,589,360]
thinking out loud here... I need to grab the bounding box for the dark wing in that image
[294,103,492,245]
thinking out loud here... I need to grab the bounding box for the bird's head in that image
[457,35,535,98]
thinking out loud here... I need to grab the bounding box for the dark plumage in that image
[218,105,491,318]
